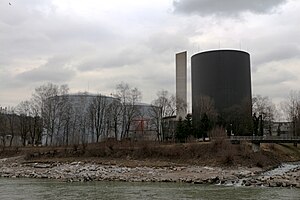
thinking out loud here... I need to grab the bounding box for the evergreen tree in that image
[183,114,193,137]
[175,117,185,142]
[200,113,211,140]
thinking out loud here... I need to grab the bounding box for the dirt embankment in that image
[1,140,299,168]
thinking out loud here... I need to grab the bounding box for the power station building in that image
[191,50,252,134]
[42,93,160,146]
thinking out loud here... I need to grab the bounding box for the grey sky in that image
[173,0,287,16]
[1,0,300,112]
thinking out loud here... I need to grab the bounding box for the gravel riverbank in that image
[0,156,299,188]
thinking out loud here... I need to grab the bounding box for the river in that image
[0,178,299,200]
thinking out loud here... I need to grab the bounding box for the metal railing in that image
[229,135,300,141]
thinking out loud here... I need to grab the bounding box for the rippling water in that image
[262,162,300,176]
[0,178,299,200]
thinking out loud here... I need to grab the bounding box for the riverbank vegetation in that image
[1,140,299,169]
[1,82,300,173]
[1,82,300,148]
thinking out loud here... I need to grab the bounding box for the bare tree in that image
[152,90,176,117]
[5,107,18,146]
[16,100,43,146]
[114,82,142,139]
[31,83,70,146]
[194,95,217,120]
[50,94,72,146]
[70,93,90,145]
[281,90,300,136]
[16,101,32,146]
[88,94,110,142]
[221,98,253,136]
[107,99,122,140]
[1,104,41,147]
[192,95,217,138]
[32,83,58,145]
[0,112,8,147]
[28,100,42,145]
[151,90,178,141]
[149,104,163,141]
[252,95,276,135]
[124,87,142,138]
[62,100,73,146]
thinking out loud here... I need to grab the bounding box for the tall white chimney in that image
[176,51,187,120]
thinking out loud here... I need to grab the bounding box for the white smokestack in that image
[176,51,187,120]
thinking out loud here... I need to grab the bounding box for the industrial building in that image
[191,50,252,135]
[41,93,161,146]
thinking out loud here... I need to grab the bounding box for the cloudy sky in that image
[1,0,300,111]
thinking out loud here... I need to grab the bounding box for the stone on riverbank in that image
[0,157,299,188]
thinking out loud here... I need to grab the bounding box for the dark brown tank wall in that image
[192,50,252,120]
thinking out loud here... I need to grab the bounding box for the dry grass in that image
[1,139,299,168]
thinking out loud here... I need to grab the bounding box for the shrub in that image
[222,154,234,165]
[209,127,227,140]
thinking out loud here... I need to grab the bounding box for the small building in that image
[161,116,177,141]
[128,103,161,141]
[271,122,293,136]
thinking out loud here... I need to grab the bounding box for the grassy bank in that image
[1,140,299,168]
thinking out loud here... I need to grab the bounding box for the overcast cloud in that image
[1,0,300,114]
[173,0,287,16]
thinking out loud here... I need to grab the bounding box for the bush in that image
[209,127,227,140]
[222,154,234,165]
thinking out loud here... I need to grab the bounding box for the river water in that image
[0,178,299,200]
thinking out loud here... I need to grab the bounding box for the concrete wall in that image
[176,51,187,119]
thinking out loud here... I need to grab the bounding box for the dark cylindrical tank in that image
[192,49,252,121]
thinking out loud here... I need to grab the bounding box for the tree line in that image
[1,82,300,147]
[0,82,173,147]
[174,92,300,142]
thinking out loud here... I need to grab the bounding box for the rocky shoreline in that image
[0,156,299,188]
[240,163,300,188]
